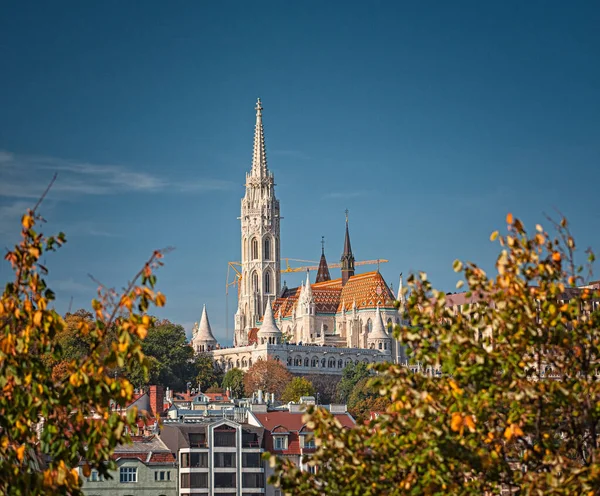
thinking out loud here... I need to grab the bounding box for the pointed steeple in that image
[192,304,218,352]
[340,210,355,286]
[316,236,331,283]
[251,98,268,177]
[257,298,282,344]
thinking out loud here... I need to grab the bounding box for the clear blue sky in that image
[1,1,599,343]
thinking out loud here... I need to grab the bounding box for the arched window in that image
[378,342,382,350]
[248,359,252,367]
[287,357,292,366]
[294,356,302,366]
[265,271,271,294]
[252,272,259,293]
[264,238,271,260]
[236,359,240,367]
[311,357,318,367]
[251,238,259,260]
[387,318,393,333]
[304,357,310,367]
[367,319,373,333]
[328,358,336,368]
[242,358,247,367]
[321,358,326,368]
[337,359,343,368]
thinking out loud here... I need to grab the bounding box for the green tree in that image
[195,352,223,392]
[0,206,166,494]
[138,321,195,391]
[273,215,600,495]
[335,361,371,403]
[281,376,316,403]
[222,368,246,398]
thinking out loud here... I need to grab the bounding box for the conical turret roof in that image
[258,299,282,336]
[369,305,390,340]
[316,236,331,283]
[194,305,217,343]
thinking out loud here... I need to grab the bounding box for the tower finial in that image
[321,236,325,255]
[341,211,355,286]
[345,208,349,223]
[255,97,262,114]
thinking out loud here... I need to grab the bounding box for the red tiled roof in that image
[150,452,176,463]
[254,410,355,455]
[272,271,396,319]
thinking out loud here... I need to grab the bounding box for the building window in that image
[265,271,271,293]
[242,472,265,488]
[252,272,259,293]
[242,452,262,467]
[214,472,236,488]
[214,452,236,468]
[180,472,209,489]
[273,435,288,450]
[311,357,318,367]
[214,427,237,447]
[251,238,259,260]
[181,452,208,468]
[302,435,316,449]
[119,467,137,483]
[87,469,102,482]
[264,238,271,260]
[154,471,171,481]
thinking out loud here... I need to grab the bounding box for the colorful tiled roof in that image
[271,271,396,319]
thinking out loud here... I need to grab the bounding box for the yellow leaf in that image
[464,415,476,432]
[490,231,499,241]
[156,292,166,307]
[536,224,543,232]
[33,311,43,326]
[504,425,513,441]
[16,444,25,462]
[136,325,148,339]
[450,412,463,432]
[22,215,34,229]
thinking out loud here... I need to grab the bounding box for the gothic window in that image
[252,272,259,293]
[387,318,393,333]
[249,359,252,367]
[236,359,240,367]
[378,343,382,350]
[304,357,309,367]
[321,358,326,368]
[367,319,372,333]
[242,358,248,367]
[264,238,271,260]
[251,238,259,260]
[294,356,302,366]
[337,359,343,368]
[311,357,318,367]
[287,357,292,366]
[328,358,336,368]
[265,271,271,294]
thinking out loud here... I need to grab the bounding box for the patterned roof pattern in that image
[271,271,395,319]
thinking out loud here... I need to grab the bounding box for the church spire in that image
[251,97,268,177]
[315,236,331,283]
[341,210,355,286]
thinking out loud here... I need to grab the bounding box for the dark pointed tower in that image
[315,236,331,283]
[340,210,355,286]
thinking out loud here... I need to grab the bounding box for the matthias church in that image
[191,99,407,374]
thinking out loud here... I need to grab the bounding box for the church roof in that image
[272,271,396,318]
[194,305,217,344]
[315,237,331,283]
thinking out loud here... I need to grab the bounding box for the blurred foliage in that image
[272,215,600,495]
[0,207,167,494]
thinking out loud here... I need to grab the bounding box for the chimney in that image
[149,385,165,417]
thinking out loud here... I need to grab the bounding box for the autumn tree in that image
[281,376,316,403]
[303,374,340,404]
[273,215,600,495]
[244,359,292,399]
[0,203,166,495]
[222,368,246,398]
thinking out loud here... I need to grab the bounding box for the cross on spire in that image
[321,236,325,255]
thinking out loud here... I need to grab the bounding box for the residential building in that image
[79,435,176,496]
[160,415,265,495]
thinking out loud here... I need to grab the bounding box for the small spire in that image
[316,237,331,283]
[321,236,325,256]
[369,305,390,340]
[341,210,355,285]
[194,304,217,343]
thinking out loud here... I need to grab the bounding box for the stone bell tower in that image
[234,98,281,346]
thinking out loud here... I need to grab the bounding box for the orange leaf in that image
[450,412,463,432]
[16,444,25,462]
[552,252,561,262]
[506,213,513,225]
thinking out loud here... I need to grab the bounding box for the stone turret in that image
[192,305,218,352]
[257,299,283,345]
[367,305,391,354]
